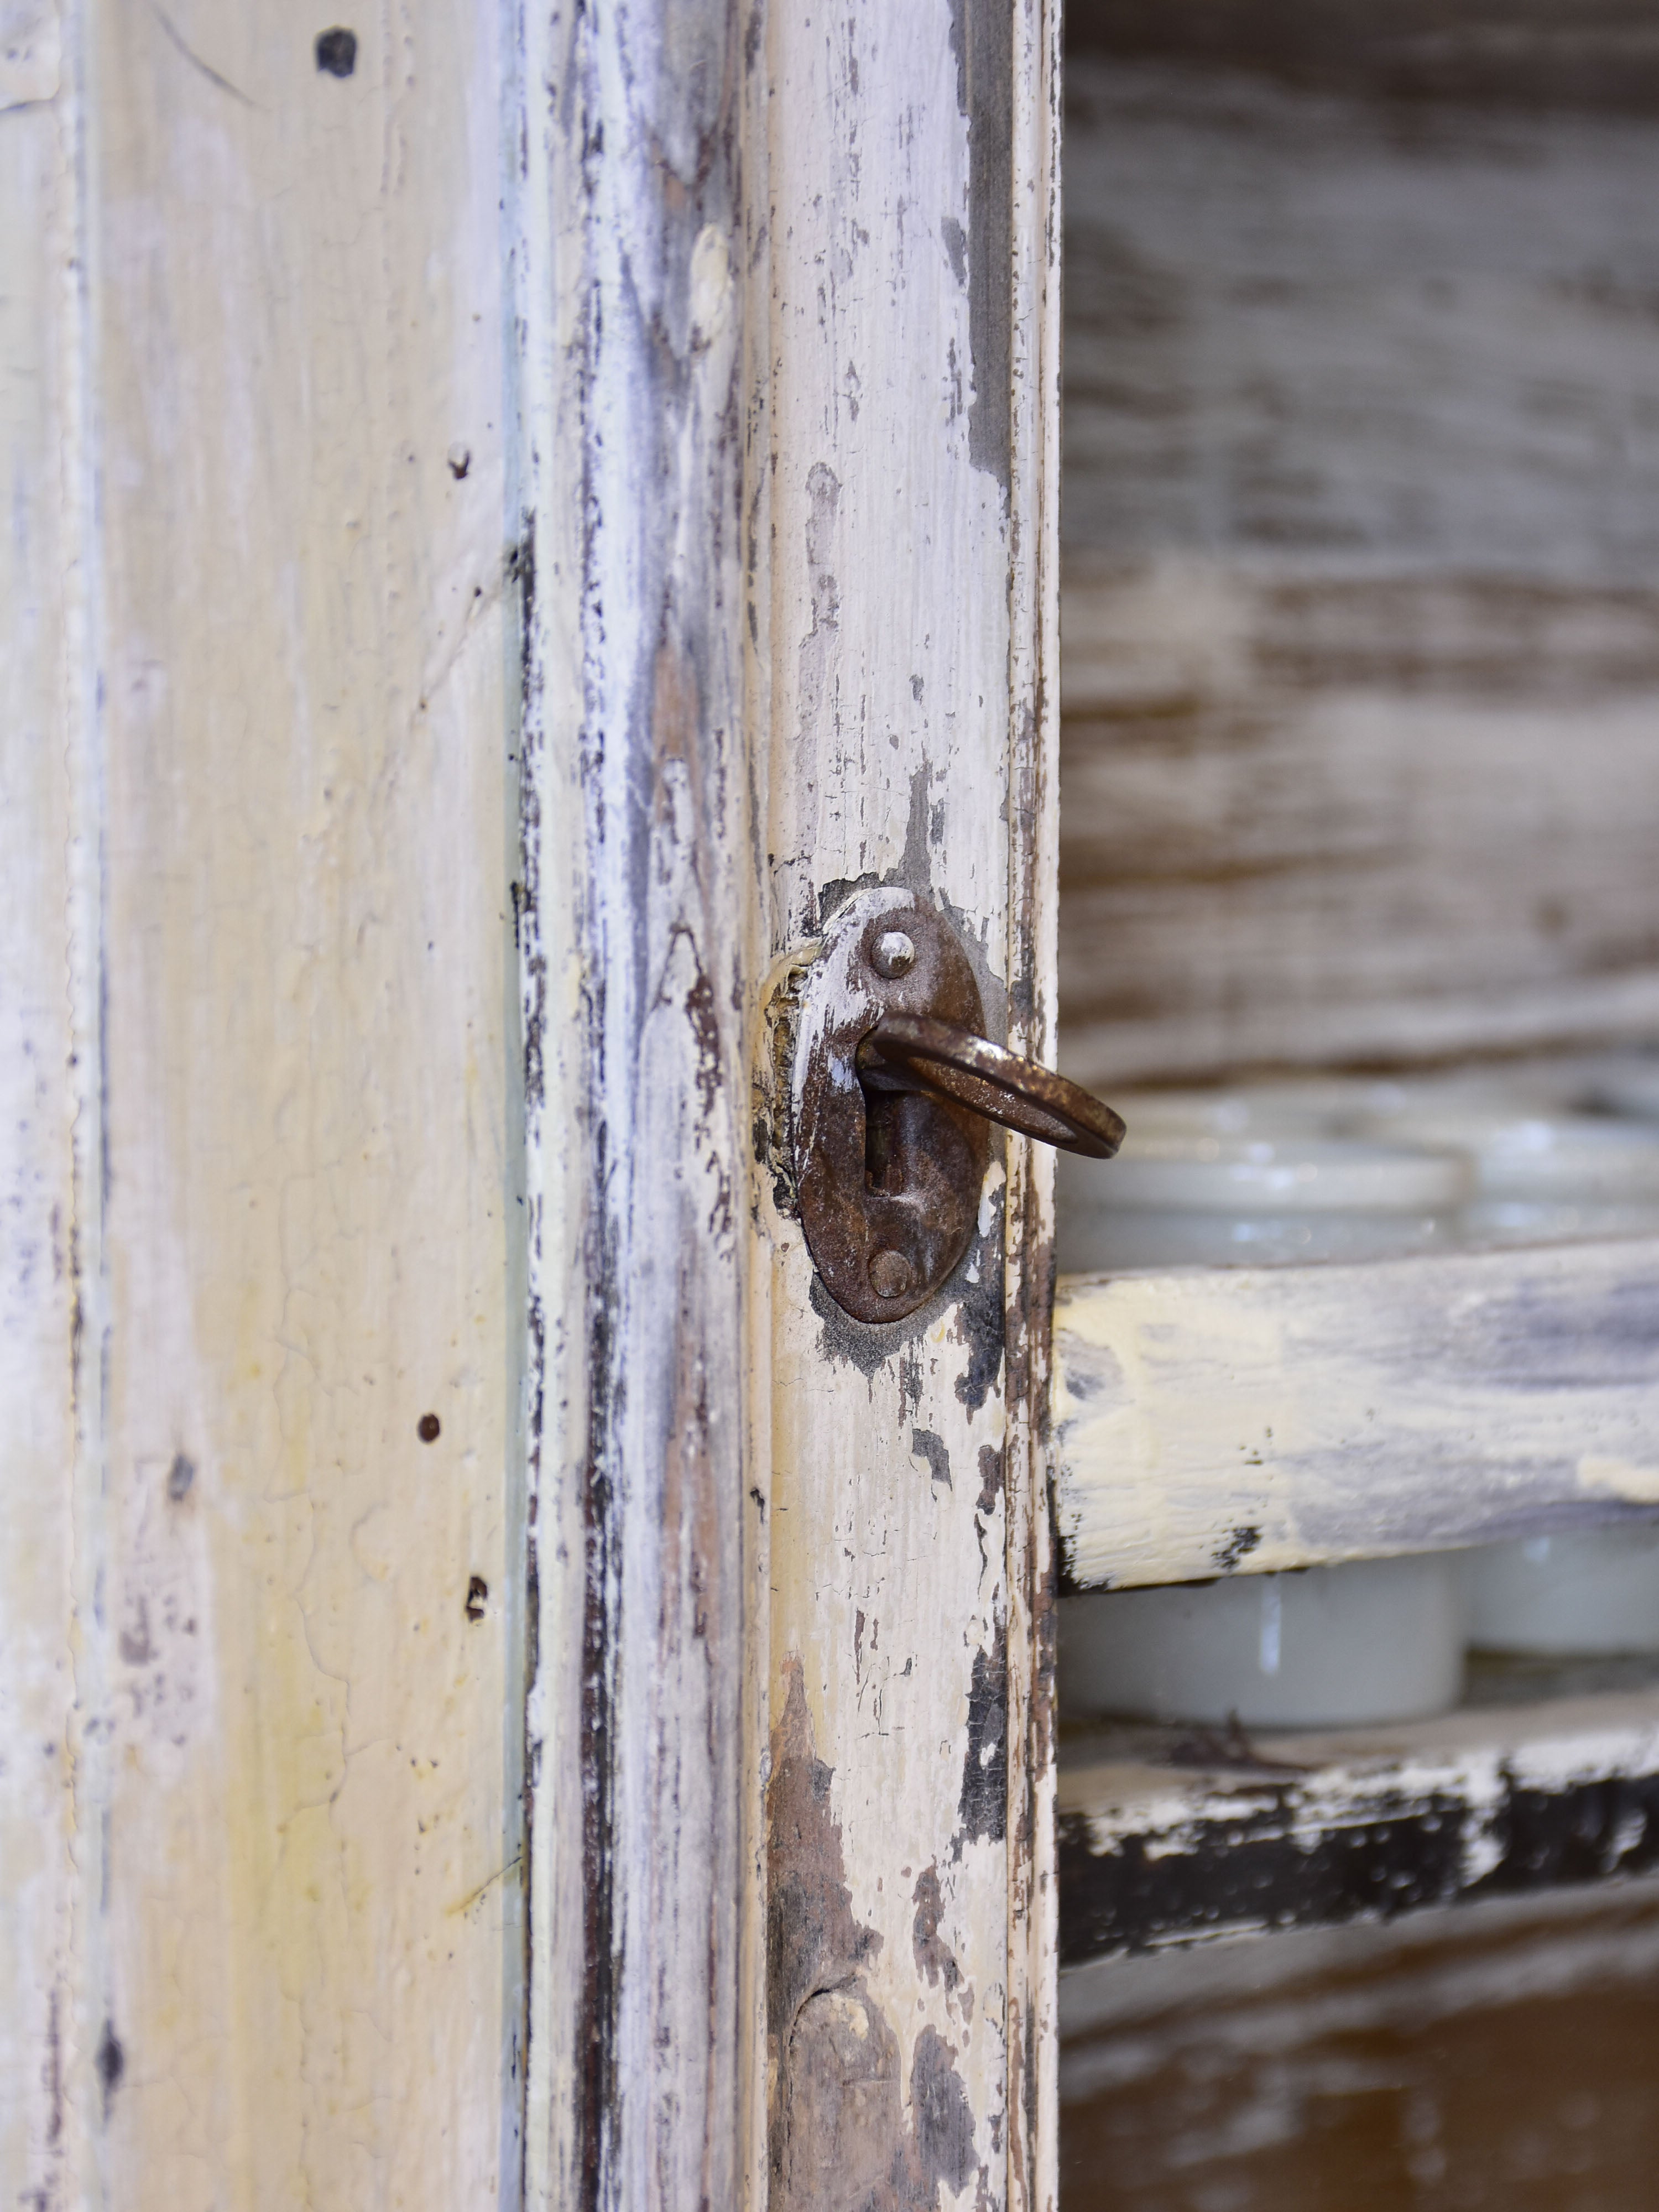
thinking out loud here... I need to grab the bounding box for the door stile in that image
[518,1,1060,2203]
[516,3,760,2206]
[755,4,1061,2208]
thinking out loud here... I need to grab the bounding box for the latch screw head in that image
[868,1248,915,1301]
[870,930,917,979]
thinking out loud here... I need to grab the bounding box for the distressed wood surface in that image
[1053,1240,1659,1592]
[1056,1682,1659,1963]
[4,4,523,2204]
[516,2,756,2205]
[753,5,1062,2208]
[1054,51,1659,1088]
[1,24,80,2200]
[520,0,1063,2199]
[6,1,1067,2200]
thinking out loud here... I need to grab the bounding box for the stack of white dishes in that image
[1055,1101,1473,1726]
[1054,1129,1471,1276]
[1054,1061,1659,1722]
[1351,1099,1659,1248]
[1366,1063,1659,1658]
[1059,1556,1465,1729]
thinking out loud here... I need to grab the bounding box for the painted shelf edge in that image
[1052,1235,1659,1593]
[1057,1686,1659,1966]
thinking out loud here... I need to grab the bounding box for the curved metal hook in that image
[857,1014,1125,1159]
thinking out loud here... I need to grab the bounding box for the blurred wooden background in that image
[1058,1,1659,1089]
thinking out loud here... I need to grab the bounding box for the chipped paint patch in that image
[1579,1455,1659,1505]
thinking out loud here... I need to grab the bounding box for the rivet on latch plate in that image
[791,888,1125,1324]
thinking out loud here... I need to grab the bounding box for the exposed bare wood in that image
[1066,0,1659,112]
[1058,1877,1659,2210]
[1054,1241,1659,1593]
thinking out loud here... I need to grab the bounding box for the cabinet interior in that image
[1053,0,1659,1981]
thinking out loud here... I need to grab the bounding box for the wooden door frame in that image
[516,1,1063,2203]
[0,2,1059,2203]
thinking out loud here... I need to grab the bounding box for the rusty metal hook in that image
[789,889,1127,1322]
[856,1014,1125,1160]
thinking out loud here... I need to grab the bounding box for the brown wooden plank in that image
[1055,56,1659,1086]
[1058,1877,1659,2211]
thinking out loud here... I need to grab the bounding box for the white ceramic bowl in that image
[1058,1556,1465,1728]
[1352,1101,1659,1246]
[1054,1133,1470,1274]
[1108,1081,1379,1139]
[1464,1525,1659,1655]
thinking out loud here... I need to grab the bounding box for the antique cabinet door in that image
[2,1,1060,2207]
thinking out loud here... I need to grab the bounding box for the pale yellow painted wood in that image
[7,4,522,2203]
[1053,1241,1659,1592]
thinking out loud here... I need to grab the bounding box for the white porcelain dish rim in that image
[1090,1136,1470,1212]
[1353,1108,1659,1195]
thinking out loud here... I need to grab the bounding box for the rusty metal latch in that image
[792,888,1125,1323]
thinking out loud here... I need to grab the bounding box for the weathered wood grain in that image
[1066,0,1659,113]
[753,5,1062,2208]
[27,5,521,2204]
[0,32,81,2201]
[1058,1877,1659,2211]
[1055,58,1659,1087]
[1054,1240,1659,1593]
[517,0,762,2203]
[1057,1684,1659,1962]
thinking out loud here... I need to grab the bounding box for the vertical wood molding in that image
[517,2,757,2205]
[1005,9,1064,2204]
[0,21,86,2198]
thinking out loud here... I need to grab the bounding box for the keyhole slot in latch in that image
[790,889,1125,1323]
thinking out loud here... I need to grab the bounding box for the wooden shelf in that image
[1052,1237,1659,1593]
[1057,1663,1659,1968]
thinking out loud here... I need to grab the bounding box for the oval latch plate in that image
[791,889,993,1324]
